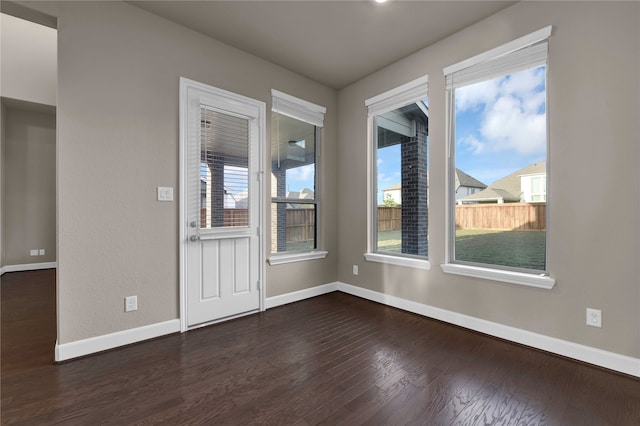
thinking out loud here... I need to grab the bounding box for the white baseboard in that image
[55,319,180,362]
[265,282,338,309]
[0,262,57,275]
[53,282,640,377]
[337,282,640,378]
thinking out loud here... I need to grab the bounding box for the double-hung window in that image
[442,26,555,288]
[365,76,430,269]
[269,90,327,264]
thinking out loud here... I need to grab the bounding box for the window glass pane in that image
[200,107,249,229]
[271,113,317,252]
[453,65,547,271]
[375,101,428,257]
[270,203,316,253]
[271,114,316,200]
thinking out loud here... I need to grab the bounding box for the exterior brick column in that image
[272,164,287,252]
[401,119,428,256]
[210,155,225,228]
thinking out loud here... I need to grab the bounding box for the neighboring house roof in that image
[383,168,486,193]
[287,188,314,199]
[382,183,401,192]
[460,161,546,203]
[455,168,487,190]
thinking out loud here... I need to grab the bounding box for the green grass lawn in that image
[455,229,545,270]
[377,228,545,271]
[285,240,315,252]
[376,229,402,252]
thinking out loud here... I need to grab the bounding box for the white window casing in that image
[366,75,429,117]
[271,89,326,128]
[444,26,552,88]
[269,90,326,264]
[364,75,430,269]
[443,26,555,289]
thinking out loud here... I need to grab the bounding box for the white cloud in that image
[459,134,485,155]
[481,95,546,155]
[500,67,544,97]
[286,164,314,183]
[456,66,546,156]
[456,78,499,112]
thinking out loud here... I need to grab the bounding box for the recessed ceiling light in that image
[375,0,388,4]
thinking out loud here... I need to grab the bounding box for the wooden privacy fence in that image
[200,208,248,228]
[377,207,402,231]
[285,208,315,243]
[376,204,546,231]
[455,203,546,231]
[201,203,545,238]
[200,208,315,242]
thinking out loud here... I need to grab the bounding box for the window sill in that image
[267,250,328,266]
[440,263,555,289]
[364,253,431,270]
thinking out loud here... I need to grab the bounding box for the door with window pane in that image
[182,80,263,328]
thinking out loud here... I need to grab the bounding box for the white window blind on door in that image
[200,106,250,228]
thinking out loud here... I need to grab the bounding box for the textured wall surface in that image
[337,1,640,358]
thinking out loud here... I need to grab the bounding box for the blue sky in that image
[375,65,546,203]
[209,66,546,201]
[454,66,547,186]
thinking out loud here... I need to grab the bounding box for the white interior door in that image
[181,78,264,328]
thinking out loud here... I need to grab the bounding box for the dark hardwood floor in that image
[2,269,639,425]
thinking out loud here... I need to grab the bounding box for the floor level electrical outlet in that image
[586,308,602,328]
[39,249,45,256]
[30,249,38,256]
[353,265,359,275]
[125,296,138,312]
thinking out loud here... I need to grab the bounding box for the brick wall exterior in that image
[400,119,428,256]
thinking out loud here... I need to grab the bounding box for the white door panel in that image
[181,78,264,329]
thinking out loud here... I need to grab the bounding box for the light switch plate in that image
[157,186,173,202]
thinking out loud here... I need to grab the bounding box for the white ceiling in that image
[130,0,515,89]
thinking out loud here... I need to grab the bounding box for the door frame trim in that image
[178,77,266,332]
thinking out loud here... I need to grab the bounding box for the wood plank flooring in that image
[2,269,639,425]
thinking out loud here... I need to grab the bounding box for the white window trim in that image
[443,26,552,77]
[365,253,431,270]
[269,90,326,261]
[268,250,328,265]
[365,75,429,116]
[441,264,555,289]
[364,75,429,268]
[442,27,554,288]
[271,89,326,128]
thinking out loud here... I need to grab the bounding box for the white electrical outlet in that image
[353,265,359,275]
[39,249,45,256]
[586,308,602,328]
[30,249,39,256]
[125,296,138,312]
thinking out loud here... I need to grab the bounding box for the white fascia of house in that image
[520,172,546,203]
[382,183,402,205]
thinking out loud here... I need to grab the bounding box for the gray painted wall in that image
[1,100,56,267]
[19,0,639,363]
[337,1,639,358]
[28,1,338,344]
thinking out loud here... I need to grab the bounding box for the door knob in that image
[190,235,200,242]
[189,221,197,228]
